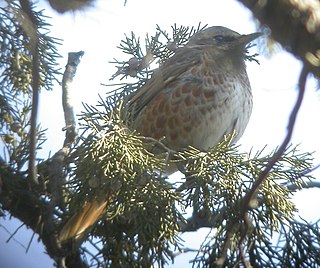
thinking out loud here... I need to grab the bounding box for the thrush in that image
[59,26,261,242]
[126,26,261,171]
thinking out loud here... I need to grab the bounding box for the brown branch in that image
[216,65,309,267]
[242,66,309,210]
[0,159,60,256]
[178,205,229,232]
[172,247,202,257]
[237,0,320,77]
[286,180,320,191]
[62,51,84,147]
[39,51,84,212]
[1,161,88,267]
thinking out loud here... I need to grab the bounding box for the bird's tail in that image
[59,198,108,242]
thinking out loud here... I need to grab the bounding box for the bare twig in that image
[238,214,251,268]
[172,247,201,257]
[0,223,27,250]
[26,228,36,253]
[5,223,25,243]
[242,65,309,210]
[142,136,176,154]
[216,65,309,267]
[45,52,84,209]
[286,180,320,191]
[62,51,84,147]
[298,162,320,178]
[178,206,228,232]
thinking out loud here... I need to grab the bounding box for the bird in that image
[59,26,261,242]
[126,26,261,171]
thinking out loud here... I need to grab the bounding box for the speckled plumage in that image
[126,26,260,163]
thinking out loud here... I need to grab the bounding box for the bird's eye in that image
[214,35,225,42]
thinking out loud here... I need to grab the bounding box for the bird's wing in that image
[125,47,203,123]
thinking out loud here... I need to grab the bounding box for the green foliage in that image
[0,9,319,267]
[109,23,206,82]
[62,24,318,267]
[0,1,61,93]
[67,83,317,267]
[0,0,61,169]
[280,218,320,267]
[179,144,314,267]
[67,99,182,267]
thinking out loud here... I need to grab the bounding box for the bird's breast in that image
[133,64,252,152]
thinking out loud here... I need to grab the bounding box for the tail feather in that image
[59,199,107,242]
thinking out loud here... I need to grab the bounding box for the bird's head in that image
[187,26,262,53]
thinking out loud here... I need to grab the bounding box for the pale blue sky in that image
[1,0,320,267]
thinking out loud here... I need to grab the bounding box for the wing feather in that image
[125,47,203,124]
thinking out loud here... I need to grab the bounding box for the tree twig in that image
[0,223,27,250]
[286,180,320,191]
[5,223,25,243]
[241,65,309,216]
[62,51,84,147]
[172,247,202,257]
[41,51,84,210]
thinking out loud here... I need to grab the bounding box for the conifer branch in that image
[19,0,40,185]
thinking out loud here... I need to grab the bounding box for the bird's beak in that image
[238,32,263,45]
